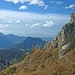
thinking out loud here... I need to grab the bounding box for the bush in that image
[0,72,4,75]
[7,66,17,73]
[29,48,36,55]
[52,72,58,75]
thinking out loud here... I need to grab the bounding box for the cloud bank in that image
[0,9,69,37]
[5,0,48,9]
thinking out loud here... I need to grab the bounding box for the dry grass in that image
[1,48,75,75]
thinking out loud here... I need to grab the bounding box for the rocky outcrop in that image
[0,58,11,71]
[44,12,75,58]
[44,36,58,49]
[58,22,75,57]
[70,12,75,23]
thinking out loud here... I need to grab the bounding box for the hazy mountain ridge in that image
[6,34,26,44]
[0,35,14,49]
[0,37,46,63]
[0,33,26,48]
[0,32,53,49]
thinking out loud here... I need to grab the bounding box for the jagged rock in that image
[44,36,58,49]
[58,22,75,57]
[44,12,75,58]
[70,12,75,23]
[0,58,11,71]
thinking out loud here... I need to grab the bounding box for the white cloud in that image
[28,0,44,6]
[16,20,21,23]
[44,5,48,9]
[5,0,19,4]
[5,0,45,6]
[0,24,9,28]
[19,5,28,10]
[4,19,13,23]
[56,1,63,5]
[5,24,9,27]
[65,4,75,9]
[0,10,69,22]
[43,21,54,27]
[50,1,54,3]
[25,24,28,26]
[50,1,63,5]
[5,0,47,9]
[8,19,13,23]
[0,9,69,37]
[31,23,40,27]
[25,23,31,27]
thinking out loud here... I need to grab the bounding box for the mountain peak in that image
[44,13,75,58]
[70,12,75,23]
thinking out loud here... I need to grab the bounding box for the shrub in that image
[7,66,17,73]
[52,72,58,75]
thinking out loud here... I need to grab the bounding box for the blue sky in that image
[0,0,75,37]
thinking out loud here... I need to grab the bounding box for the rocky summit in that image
[44,12,75,58]
[70,12,75,23]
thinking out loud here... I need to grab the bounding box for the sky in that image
[0,0,75,37]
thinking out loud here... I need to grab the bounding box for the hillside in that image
[0,13,75,75]
[0,33,26,43]
[0,33,26,48]
[1,48,75,75]
[0,35,14,49]
[6,34,26,44]
[0,37,46,62]
[0,32,50,49]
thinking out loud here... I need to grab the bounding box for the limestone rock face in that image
[70,12,75,23]
[0,58,10,71]
[58,22,75,57]
[44,12,75,58]
[44,36,58,49]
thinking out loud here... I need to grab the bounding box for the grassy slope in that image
[0,48,75,75]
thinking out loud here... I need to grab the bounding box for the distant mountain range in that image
[0,33,26,48]
[5,34,26,44]
[0,32,53,49]
[0,37,46,62]
[41,37,53,42]
[0,34,14,49]
[17,37,46,50]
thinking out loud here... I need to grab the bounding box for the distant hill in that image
[0,32,52,49]
[0,37,46,62]
[0,35,14,49]
[0,33,26,48]
[16,37,46,50]
[41,37,53,42]
[0,33,26,44]
[6,34,26,44]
